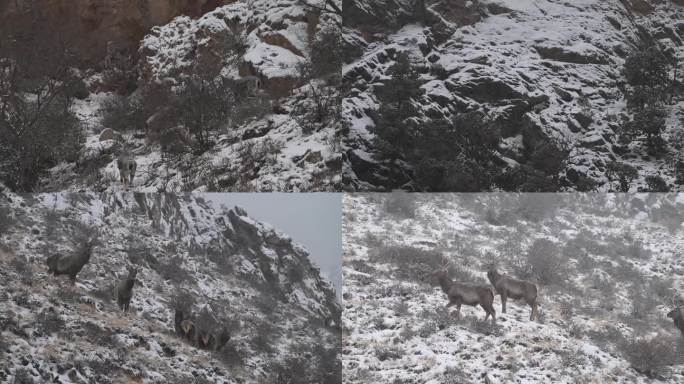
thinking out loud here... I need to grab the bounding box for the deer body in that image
[116,268,138,312]
[46,240,95,284]
[487,269,539,321]
[434,270,496,323]
[117,154,137,188]
[180,319,196,341]
[667,308,684,336]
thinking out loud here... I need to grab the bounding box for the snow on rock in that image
[0,190,340,383]
[343,0,684,191]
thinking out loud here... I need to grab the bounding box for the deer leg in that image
[501,293,507,313]
[456,303,462,319]
[531,302,538,321]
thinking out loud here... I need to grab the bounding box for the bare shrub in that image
[522,239,567,285]
[370,245,444,281]
[620,335,684,377]
[34,308,64,336]
[155,256,191,283]
[99,95,146,133]
[375,345,403,361]
[0,206,13,235]
[382,192,416,218]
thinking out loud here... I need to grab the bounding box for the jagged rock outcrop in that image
[0,191,340,382]
[0,0,235,65]
[342,0,684,191]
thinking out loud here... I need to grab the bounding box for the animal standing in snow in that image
[433,264,496,323]
[115,267,138,312]
[487,268,539,321]
[667,307,684,336]
[116,153,137,188]
[180,319,196,341]
[197,328,214,349]
[46,238,96,284]
[174,308,186,336]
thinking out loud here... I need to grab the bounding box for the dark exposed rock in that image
[534,46,610,65]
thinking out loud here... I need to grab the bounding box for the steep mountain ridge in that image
[0,190,340,383]
[342,0,684,191]
[35,0,342,192]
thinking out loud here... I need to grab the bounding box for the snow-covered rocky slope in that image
[342,193,684,383]
[342,0,684,191]
[39,0,341,192]
[0,191,341,383]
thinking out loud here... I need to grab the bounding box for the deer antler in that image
[439,256,451,272]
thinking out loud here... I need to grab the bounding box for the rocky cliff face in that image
[0,0,234,65]
[0,191,340,383]
[342,0,684,191]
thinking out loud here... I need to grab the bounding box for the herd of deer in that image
[432,259,684,337]
[45,237,232,350]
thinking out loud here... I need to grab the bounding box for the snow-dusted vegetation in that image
[0,190,341,383]
[342,0,684,192]
[342,193,684,383]
[1,0,342,192]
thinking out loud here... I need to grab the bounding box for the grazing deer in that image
[213,327,231,351]
[433,260,496,323]
[115,267,138,312]
[197,328,214,349]
[667,295,684,336]
[180,319,196,342]
[487,268,539,321]
[174,308,185,336]
[46,238,96,285]
[116,153,137,188]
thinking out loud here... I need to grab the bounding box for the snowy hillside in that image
[21,0,342,193]
[342,0,684,191]
[0,191,341,383]
[342,193,684,383]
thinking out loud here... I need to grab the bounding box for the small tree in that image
[176,75,235,153]
[621,45,673,150]
[0,20,85,191]
[372,52,424,162]
[412,112,499,191]
[606,161,638,192]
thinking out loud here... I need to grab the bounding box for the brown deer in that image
[46,238,96,285]
[116,153,137,188]
[487,268,539,321]
[197,328,214,349]
[115,267,138,312]
[213,327,231,351]
[180,319,196,342]
[667,295,684,336]
[432,260,496,323]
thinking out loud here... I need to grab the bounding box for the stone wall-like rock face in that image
[0,0,235,66]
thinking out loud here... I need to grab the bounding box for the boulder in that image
[99,128,122,142]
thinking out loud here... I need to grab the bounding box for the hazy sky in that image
[203,193,342,296]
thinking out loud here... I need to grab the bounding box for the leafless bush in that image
[0,21,86,191]
[34,309,64,336]
[521,239,567,285]
[293,83,340,135]
[370,245,445,281]
[382,192,416,218]
[99,95,146,132]
[375,345,403,361]
[155,256,191,283]
[0,206,13,235]
[619,335,684,377]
